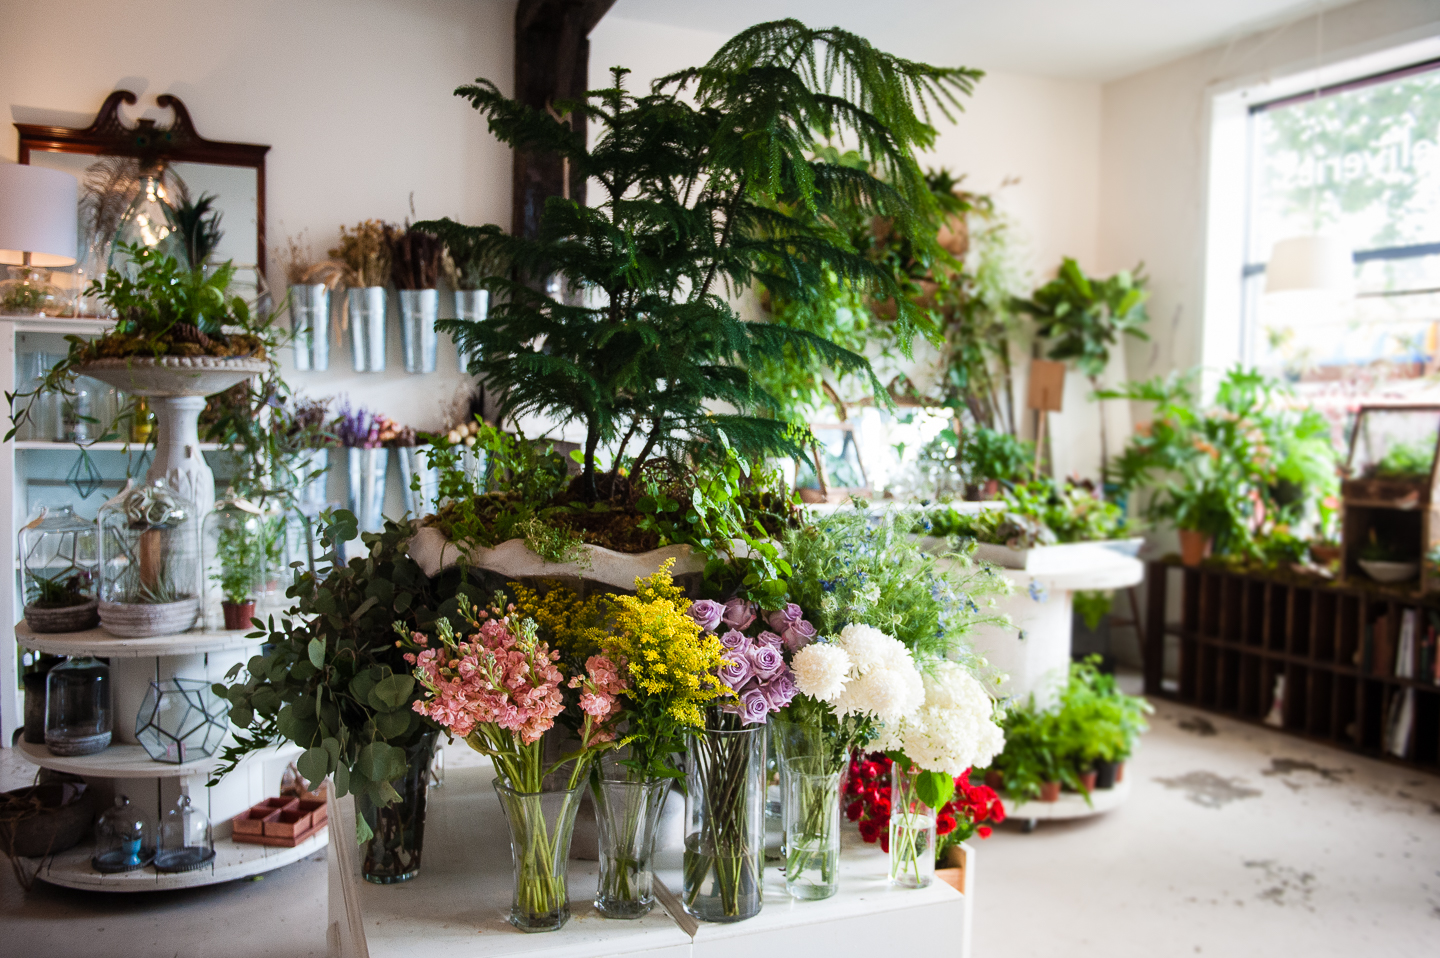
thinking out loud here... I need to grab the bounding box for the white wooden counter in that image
[329,758,972,958]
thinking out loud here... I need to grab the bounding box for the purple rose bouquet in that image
[686,600,808,726]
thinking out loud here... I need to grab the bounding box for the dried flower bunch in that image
[389,228,444,290]
[281,232,347,289]
[330,220,397,288]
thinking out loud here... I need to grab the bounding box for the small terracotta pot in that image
[1079,770,1097,792]
[222,601,257,631]
[983,769,1004,790]
[1093,760,1118,790]
[1038,780,1062,802]
[1179,529,1213,567]
[1116,762,1126,783]
[1309,543,1341,565]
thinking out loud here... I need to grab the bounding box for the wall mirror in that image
[16,91,269,315]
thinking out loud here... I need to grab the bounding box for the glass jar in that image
[155,794,215,872]
[593,759,671,919]
[773,719,843,900]
[93,795,153,873]
[131,397,155,444]
[494,780,585,932]
[45,656,112,756]
[201,494,268,631]
[0,265,65,316]
[62,381,93,443]
[889,763,937,889]
[98,479,200,638]
[20,505,99,633]
[683,722,766,923]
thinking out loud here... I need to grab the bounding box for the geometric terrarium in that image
[97,478,201,638]
[1340,403,1440,591]
[135,678,228,764]
[20,504,100,633]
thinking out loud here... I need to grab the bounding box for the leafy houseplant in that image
[210,504,266,630]
[1013,258,1150,474]
[424,20,979,503]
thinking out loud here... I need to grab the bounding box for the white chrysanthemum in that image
[827,623,924,722]
[874,661,1005,776]
[791,643,851,701]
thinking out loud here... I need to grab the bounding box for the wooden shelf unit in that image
[1144,560,1440,773]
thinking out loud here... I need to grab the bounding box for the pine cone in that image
[171,323,215,351]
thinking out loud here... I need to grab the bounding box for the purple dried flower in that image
[767,603,804,633]
[721,598,757,631]
[687,599,725,633]
[781,620,818,653]
[747,644,783,679]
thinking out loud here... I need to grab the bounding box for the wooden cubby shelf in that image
[1143,560,1440,774]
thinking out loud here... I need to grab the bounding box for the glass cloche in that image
[202,493,268,631]
[93,795,153,873]
[20,505,99,633]
[97,479,201,638]
[154,794,215,873]
[45,656,112,756]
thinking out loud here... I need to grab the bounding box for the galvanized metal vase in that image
[346,446,389,535]
[453,288,488,372]
[347,286,387,372]
[288,283,330,371]
[396,445,439,518]
[399,288,439,374]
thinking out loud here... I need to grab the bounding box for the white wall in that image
[1099,0,1440,387]
[0,0,515,435]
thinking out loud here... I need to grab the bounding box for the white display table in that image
[328,760,972,958]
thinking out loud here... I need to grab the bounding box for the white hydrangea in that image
[791,643,851,701]
[808,623,924,723]
[871,661,1005,777]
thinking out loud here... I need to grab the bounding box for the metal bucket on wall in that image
[453,288,488,373]
[399,288,439,374]
[348,286,387,372]
[289,284,330,371]
[346,446,389,535]
[396,445,439,518]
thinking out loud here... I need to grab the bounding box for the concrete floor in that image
[4,683,1439,957]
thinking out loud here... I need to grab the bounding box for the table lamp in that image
[0,162,80,315]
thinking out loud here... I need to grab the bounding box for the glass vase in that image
[593,775,670,919]
[493,781,584,933]
[354,731,436,884]
[773,719,842,900]
[683,723,766,923]
[889,763,936,889]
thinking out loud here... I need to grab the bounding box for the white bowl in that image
[1358,559,1419,584]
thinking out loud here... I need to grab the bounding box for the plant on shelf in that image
[1013,257,1150,474]
[211,508,266,630]
[922,476,1131,549]
[1367,439,1432,480]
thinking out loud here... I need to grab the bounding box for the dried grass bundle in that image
[329,220,396,288]
[281,234,348,290]
[389,229,443,289]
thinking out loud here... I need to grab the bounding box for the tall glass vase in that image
[494,782,584,933]
[773,718,842,900]
[683,722,766,923]
[355,731,436,884]
[889,762,936,889]
[398,288,438,373]
[593,774,670,919]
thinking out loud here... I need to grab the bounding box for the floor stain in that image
[1261,757,1351,783]
[1156,771,1262,808]
[1178,716,1219,736]
[1245,860,1315,909]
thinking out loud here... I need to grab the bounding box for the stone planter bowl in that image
[98,597,200,638]
[24,599,99,634]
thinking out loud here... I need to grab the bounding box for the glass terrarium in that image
[20,505,100,634]
[45,656,112,756]
[154,795,215,872]
[136,678,228,763]
[202,494,268,631]
[98,479,201,638]
[1342,404,1440,591]
[93,795,153,873]
[0,265,65,316]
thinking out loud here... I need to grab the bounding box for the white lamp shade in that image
[1265,235,1354,296]
[0,163,79,267]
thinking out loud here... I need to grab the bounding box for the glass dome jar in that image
[93,795,153,873]
[154,794,215,872]
[109,163,180,274]
[0,265,65,316]
[44,656,112,756]
[20,505,100,634]
[202,493,268,631]
[98,479,201,638]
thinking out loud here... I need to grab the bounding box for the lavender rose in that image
[687,599,725,633]
[747,644,784,679]
[718,655,754,689]
[718,629,750,653]
[781,620,818,653]
[754,630,783,651]
[722,597,758,631]
[762,669,797,710]
[739,686,771,724]
[766,603,804,633]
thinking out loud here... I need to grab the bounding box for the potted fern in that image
[413,19,979,588]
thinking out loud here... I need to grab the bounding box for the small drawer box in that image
[263,809,313,839]
[297,797,327,826]
[232,806,280,837]
[260,797,300,813]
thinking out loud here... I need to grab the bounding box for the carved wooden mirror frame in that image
[15,90,271,272]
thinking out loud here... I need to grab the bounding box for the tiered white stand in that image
[14,620,321,891]
[328,759,973,958]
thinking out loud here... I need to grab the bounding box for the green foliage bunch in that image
[423,20,982,498]
[212,514,266,605]
[783,506,1010,664]
[212,512,465,808]
[922,477,1129,547]
[1103,366,1339,557]
[1014,257,1149,381]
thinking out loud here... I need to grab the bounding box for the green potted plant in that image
[205,496,268,631]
